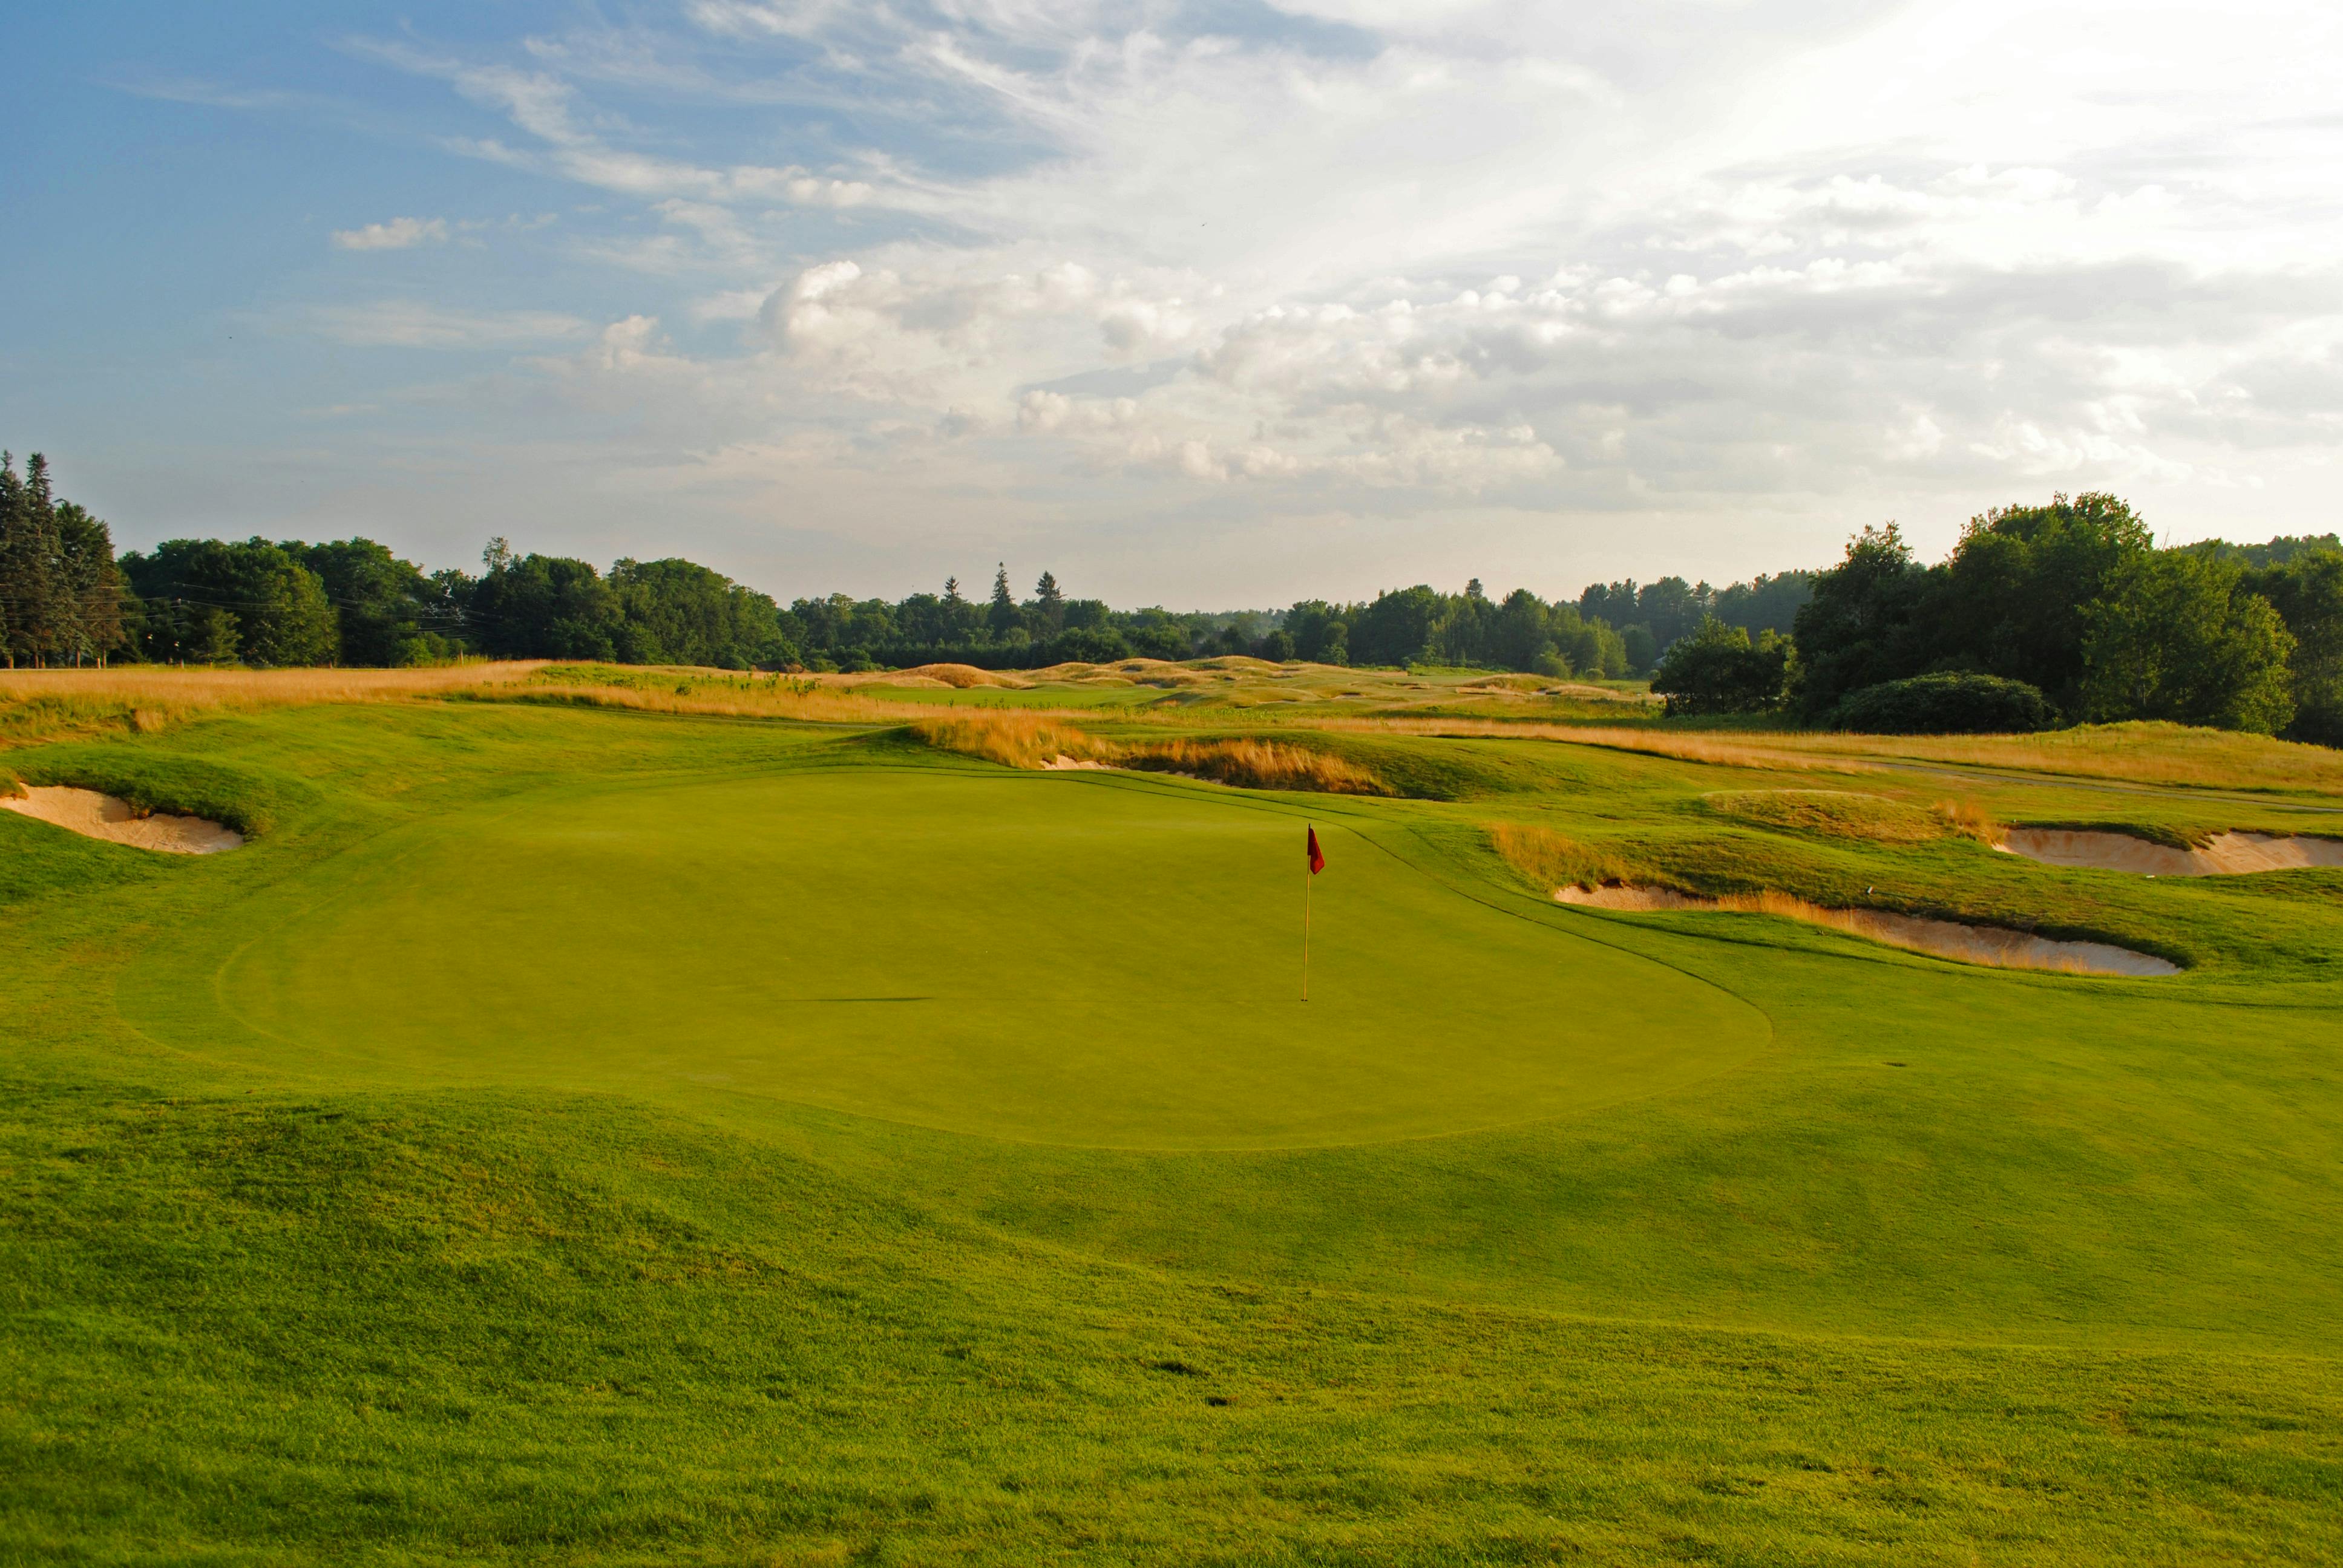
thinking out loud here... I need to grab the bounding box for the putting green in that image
[126,767,1769,1147]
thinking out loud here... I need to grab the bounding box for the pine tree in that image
[988,563,1022,637]
[0,453,64,668]
[54,501,126,665]
[1034,570,1064,633]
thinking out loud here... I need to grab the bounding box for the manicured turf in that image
[133,766,1763,1148]
[4,696,2340,1563]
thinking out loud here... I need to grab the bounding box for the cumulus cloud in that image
[291,0,2343,591]
[331,217,449,250]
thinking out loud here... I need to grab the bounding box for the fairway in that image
[132,766,1768,1148]
[9,694,2342,1564]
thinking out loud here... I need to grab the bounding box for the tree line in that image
[1650,494,2343,744]
[1,448,1795,679]
[8,450,2339,743]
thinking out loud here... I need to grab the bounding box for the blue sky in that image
[6,1,2340,606]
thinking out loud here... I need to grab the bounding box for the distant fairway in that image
[133,768,1766,1147]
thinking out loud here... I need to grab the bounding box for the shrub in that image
[1833,673,2051,735]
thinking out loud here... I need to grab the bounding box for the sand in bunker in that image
[1998,828,2343,877]
[1556,884,2176,978]
[1,787,242,854]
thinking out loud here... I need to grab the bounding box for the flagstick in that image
[1302,827,1313,1002]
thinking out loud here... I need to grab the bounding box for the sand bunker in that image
[1997,828,2343,877]
[0,786,242,854]
[1556,884,2175,977]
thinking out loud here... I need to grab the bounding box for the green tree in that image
[467,551,621,661]
[1350,586,1443,667]
[1619,624,1657,675]
[53,501,129,665]
[1927,492,2153,711]
[2240,550,2343,746]
[1790,524,1935,717]
[1487,589,1555,672]
[283,538,448,667]
[2081,550,2295,733]
[121,538,338,667]
[608,557,797,669]
[1650,615,1793,716]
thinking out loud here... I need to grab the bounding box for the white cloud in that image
[300,301,591,348]
[331,217,449,251]
[262,1,2343,594]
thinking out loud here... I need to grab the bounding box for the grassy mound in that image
[1703,788,1968,844]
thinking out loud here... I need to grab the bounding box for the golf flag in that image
[1307,826,1325,874]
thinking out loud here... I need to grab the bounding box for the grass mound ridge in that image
[1705,789,1999,844]
[1486,820,1634,893]
[1556,884,2178,976]
[8,745,306,836]
[895,662,1034,689]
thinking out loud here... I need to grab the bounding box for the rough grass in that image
[908,710,1114,769]
[1486,820,1636,893]
[1,664,549,756]
[905,714,1400,795]
[1704,789,1999,844]
[1119,736,1391,794]
[891,662,1034,689]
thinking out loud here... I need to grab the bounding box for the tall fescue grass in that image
[0,664,549,750]
[1932,797,2001,841]
[906,713,1392,794]
[510,679,983,727]
[1486,822,1633,892]
[1119,737,1390,794]
[908,711,1113,768]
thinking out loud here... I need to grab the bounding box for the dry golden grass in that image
[1814,723,2343,794]
[0,663,551,750]
[908,710,1113,769]
[0,662,547,707]
[1119,737,1390,794]
[1933,797,2001,841]
[887,664,1033,690]
[1318,717,1879,774]
[1486,821,1633,893]
[899,713,1391,794]
[513,679,1006,727]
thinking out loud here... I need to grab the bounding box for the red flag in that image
[1306,826,1325,875]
